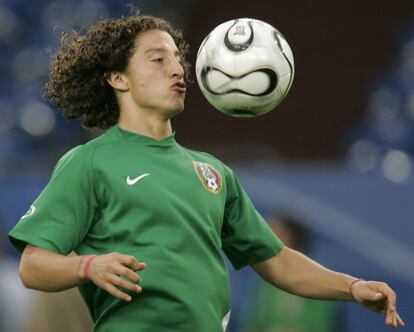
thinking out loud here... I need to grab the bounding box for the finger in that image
[110,275,142,293]
[392,310,401,328]
[385,305,396,326]
[119,255,146,271]
[384,289,397,314]
[385,312,393,326]
[102,282,133,302]
[393,312,398,328]
[384,291,397,324]
[134,262,147,271]
[118,266,142,283]
[385,307,400,328]
[396,313,405,328]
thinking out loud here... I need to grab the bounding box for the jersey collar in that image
[108,124,177,148]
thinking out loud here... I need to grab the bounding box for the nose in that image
[170,57,184,79]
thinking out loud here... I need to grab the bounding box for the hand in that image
[351,280,405,328]
[79,252,147,302]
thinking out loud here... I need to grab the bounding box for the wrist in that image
[77,256,87,281]
[77,255,97,281]
[349,278,364,301]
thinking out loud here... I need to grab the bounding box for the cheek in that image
[129,76,148,96]
[132,74,157,90]
[127,66,165,95]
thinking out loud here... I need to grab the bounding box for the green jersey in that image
[9,125,284,332]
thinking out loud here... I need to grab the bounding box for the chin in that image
[166,101,185,117]
[167,107,184,118]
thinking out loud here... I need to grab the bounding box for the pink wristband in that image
[349,278,364,299]
[76,255,87,277]
[83,255,97,279]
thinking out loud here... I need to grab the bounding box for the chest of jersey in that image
[89,143,227,252]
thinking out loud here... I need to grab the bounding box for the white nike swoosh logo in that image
[126,173,150,185]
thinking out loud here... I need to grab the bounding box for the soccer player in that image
[9,14,404,332]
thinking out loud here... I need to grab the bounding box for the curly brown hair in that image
[44,15,191,130]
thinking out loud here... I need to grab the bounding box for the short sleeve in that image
[8,145,97,255]
[221,168,284,270]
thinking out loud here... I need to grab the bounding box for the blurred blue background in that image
[1,0,413,331]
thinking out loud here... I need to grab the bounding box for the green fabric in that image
[9,125,284,332]
[241,279,338,332]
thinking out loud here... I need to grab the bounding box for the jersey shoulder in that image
[54,128,121,173]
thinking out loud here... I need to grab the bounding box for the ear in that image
[106,72,129,92]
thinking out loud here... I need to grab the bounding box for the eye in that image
[152,57,164,63]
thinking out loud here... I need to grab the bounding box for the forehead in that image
[134,29,179,53]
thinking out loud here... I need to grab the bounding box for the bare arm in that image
[20,245,147,301]
[252,246,354,300]
[252,246,405,328]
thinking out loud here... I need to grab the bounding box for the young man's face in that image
[123,29,186,118]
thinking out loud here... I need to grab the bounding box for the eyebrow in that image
[144,47,181,56]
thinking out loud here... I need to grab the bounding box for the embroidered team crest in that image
[193,161,222,194]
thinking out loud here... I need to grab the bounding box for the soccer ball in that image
[195,18,294,117]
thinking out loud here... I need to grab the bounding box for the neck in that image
[118,109,173,140]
